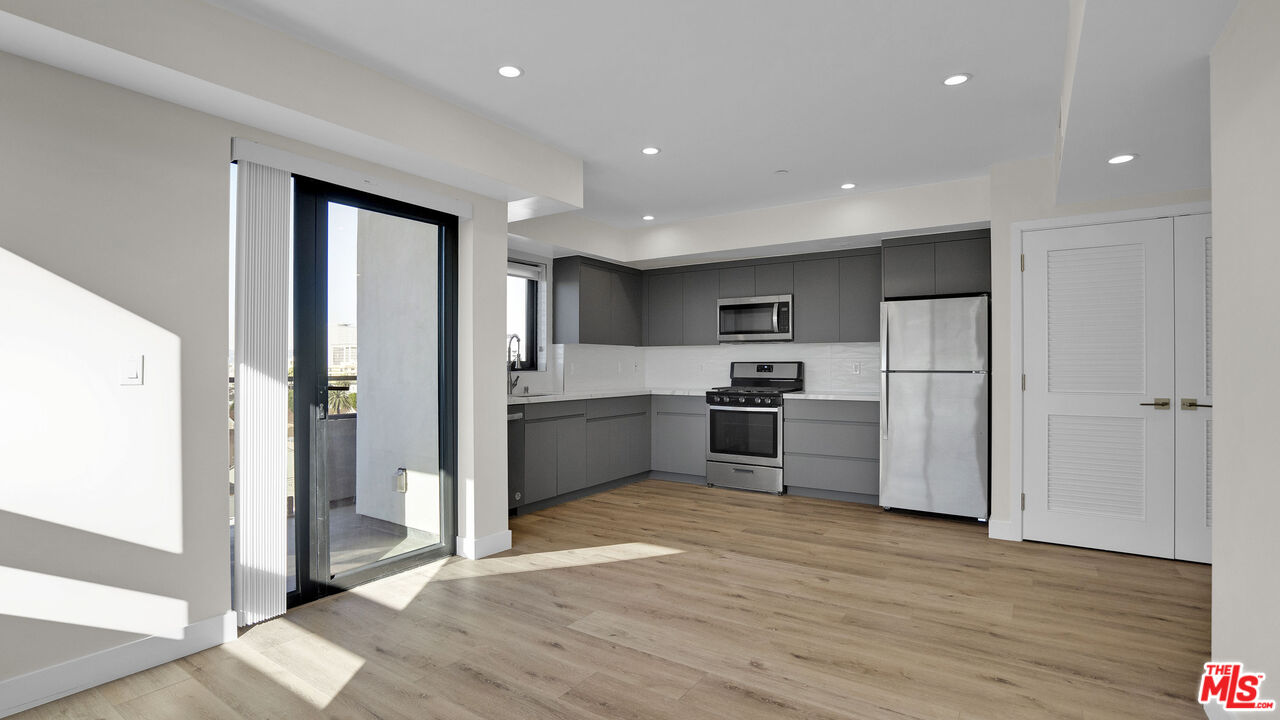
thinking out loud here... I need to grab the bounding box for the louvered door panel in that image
[1023,218,1175,559]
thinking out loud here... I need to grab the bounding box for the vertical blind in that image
[233,161,291,626]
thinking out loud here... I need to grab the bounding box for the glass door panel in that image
[324,202,443,577]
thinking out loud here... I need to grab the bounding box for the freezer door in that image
[882,297,989,371]
[880,372,989,519]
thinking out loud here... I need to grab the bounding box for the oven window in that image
[709,409,778,458]
[720,303,776,334]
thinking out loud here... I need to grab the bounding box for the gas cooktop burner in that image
[710,386,791,395]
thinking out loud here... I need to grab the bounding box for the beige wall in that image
[1209,0,1280,702]
[0,49,511,683]
[987,156,1209,532]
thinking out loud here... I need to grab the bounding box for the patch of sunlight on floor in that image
[435,542,684,580]
[259,620,366,706]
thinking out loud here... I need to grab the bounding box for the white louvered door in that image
[1173,214,1212,562]
[1023,218,1177,558]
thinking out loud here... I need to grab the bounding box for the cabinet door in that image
[555,417,587,495]
[755,262,794,295]
[646,273,684,346]
[793,259,840,342]
[839,254,882,341]
[882,242,935,298]
[611,271,642,346]
[718,267,755,298]
[523,420,558,503]
[682,270,720,345]
[585,417,613,487]
[933,237,991,295]
[652,411,706,476]
[578,264,613,344]
[624,412,652,477]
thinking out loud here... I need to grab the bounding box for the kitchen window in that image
[507,259,543,371]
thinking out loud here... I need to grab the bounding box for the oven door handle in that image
[707,405,781,413]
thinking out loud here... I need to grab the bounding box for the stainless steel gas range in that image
[705,362,804,494]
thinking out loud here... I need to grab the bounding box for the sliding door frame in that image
[290,175,458,606]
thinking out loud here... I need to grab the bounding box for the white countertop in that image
[508,388,878,404]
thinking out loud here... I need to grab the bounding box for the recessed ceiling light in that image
[774,169,790,175]
[641,146,661,156]
[642,215,655,221]
[497,65,523,78]
[1108,153,1137,164]
[943,73,971,86]
[841,183,856,190]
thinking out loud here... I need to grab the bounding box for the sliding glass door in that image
[291,176,457,603]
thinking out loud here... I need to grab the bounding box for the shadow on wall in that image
[0,247,190,651]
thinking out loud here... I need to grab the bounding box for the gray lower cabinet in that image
[651,395,707,476]
[783,399,880,497]
[508,405,525,508]
[522,401,587,502]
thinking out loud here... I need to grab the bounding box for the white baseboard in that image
[987,518,1022,542]
[456,529,512,559]
[0,610,236,718]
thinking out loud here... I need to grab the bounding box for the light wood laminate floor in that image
[18,480,1211,719]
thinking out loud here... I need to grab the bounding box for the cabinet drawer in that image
[784,419,879,459]
[524,400,587,420]
[784,454,879,494]
[785,399,879,423]
[652,394,706,416]
[587,394,651,419]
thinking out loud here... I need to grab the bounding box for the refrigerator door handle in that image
[880,371,889,439]
[880,303,889,439]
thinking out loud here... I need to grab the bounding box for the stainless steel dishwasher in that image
[507,406,525,510]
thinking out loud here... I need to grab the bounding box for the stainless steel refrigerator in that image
[879,296,989,520]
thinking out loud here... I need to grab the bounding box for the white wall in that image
[987,156,1210,532]
[0,51,231,681]
[1209,0,1280,705]
[354,210,440,534]
[0,48,517,692]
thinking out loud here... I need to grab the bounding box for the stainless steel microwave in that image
[717,294,793,343]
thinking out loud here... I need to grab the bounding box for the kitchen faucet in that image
[506,334,521,394]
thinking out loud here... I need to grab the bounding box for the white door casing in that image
[1022,218,1177,558]
[1173,214,1213,563]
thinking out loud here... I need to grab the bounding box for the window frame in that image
[507,259,543,371]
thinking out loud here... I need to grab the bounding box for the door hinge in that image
[1020,254,1025,272]
[1021,374,1026,391]
[1021,493,1026,511]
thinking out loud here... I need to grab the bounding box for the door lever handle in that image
[1139,398,1171,409]
[1181,398,1213,410]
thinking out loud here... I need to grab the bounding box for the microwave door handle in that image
[772,303,780,333]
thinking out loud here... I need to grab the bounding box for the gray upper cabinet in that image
[933,236,991,295]
[645,273,684,346]
[553,256,642,346]
[882,241,936,298]
[754,262,794,295]
[610,271,642,346]
[718,266,755,298]
[793,259,840,343]
[838,253,882,341]
[682,269,719,345]
[882,232,990,299]
[577,263,612,344]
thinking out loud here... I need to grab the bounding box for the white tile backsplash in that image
[561,344,646,392]
[553,342,878,394]
[644,342,880,393]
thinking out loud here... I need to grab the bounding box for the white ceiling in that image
[201,0,1230,228]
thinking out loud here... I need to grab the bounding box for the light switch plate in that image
[120,354,145,386]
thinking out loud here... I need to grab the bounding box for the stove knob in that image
[754,397,763,404]
[738,397,746,404]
